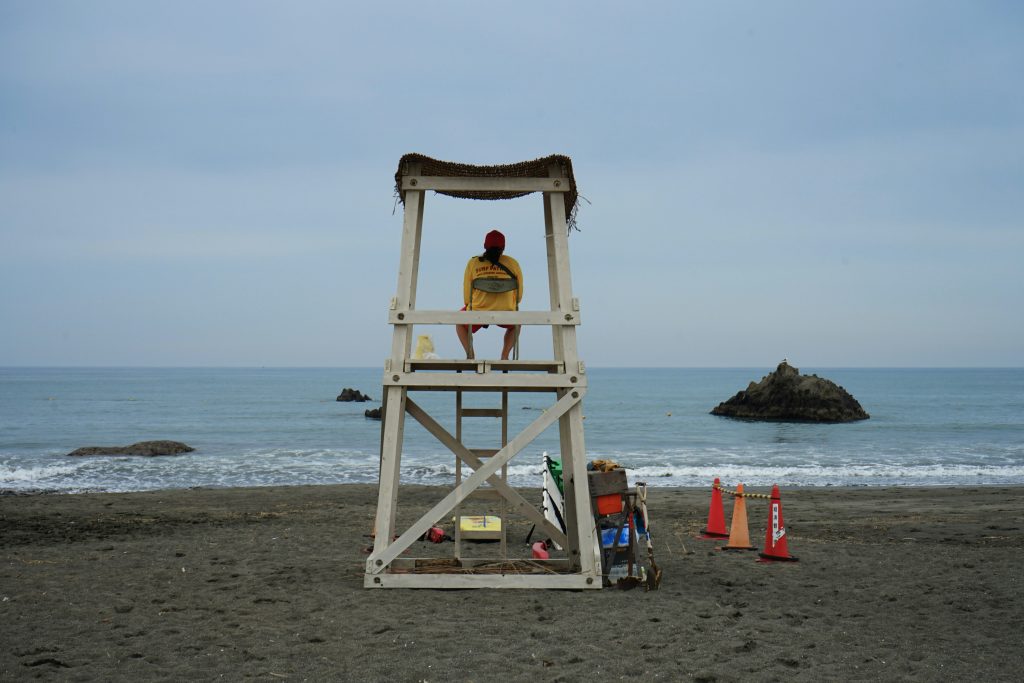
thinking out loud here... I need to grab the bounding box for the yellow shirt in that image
[463,254,523,311]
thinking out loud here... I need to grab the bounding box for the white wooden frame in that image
[365,158,600,589]
[388,310,580,326]
[401,176,570,193]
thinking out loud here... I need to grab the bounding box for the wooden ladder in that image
[454,387,509,558]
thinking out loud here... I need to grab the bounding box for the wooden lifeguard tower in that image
[364,154,601,589]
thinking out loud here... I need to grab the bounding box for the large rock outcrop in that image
[68,441,195,457]
[711,362,869,423]
[337,388,372,402]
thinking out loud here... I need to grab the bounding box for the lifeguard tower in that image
[365,154,601,589]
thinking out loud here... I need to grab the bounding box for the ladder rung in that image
[488,360,564,373]
[469,448,499,459]
[405,359,565,373]
[460,408,504,418]
[406,359,486,372]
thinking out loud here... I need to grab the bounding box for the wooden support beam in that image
[542,161,598,576]
[372,161,423,558]
[388,166,424,364]
[401,176,569,193]
[389,310,580,326]
[389,557,573,570]
[367,573,598,589]
[384,372,586,391]
[370,385,406,558]
[406,359,563,373]
[366,389,582,573]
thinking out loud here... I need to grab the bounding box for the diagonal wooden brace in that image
[366,388,584,573]
[404,397,569,548]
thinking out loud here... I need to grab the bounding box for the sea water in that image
[1,367,1022,493]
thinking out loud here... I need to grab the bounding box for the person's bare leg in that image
[501,326,518,360]
[457,324,475,360]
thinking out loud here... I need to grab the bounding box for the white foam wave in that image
[0,463,82,486]
[5,449,1024,494]
[391,452,1024,488]
[622,463,1024,487]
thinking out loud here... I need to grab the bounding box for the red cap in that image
[483,229,505,250]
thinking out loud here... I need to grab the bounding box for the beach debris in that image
[757,485,799,562]
[413,334,440,360]
[589,467,627,515]
[67,441,194,457]
[526,453,567,550]
[459,515,502,541]
[591,470,662,590]
[337,387,372,402]
[422,526,450,543]
[587,458,622,473]
[700,477,729,539]
[711,361,869,422]
[364,407,382,419]
[636,484,662,590]
[719,484,757,551]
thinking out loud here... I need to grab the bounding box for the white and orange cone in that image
[757,485,798,562]
[720,483,757,551]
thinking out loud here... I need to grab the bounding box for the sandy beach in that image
[2,484,1022,681]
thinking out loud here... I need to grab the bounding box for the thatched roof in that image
[394,153,580,230]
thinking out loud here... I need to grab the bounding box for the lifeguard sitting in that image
[457,229,523,360]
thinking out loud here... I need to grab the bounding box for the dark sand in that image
[2,484,1023,681]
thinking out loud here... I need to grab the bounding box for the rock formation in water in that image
[337,388,372,402]
[68,441,195,457]
[711,361,869,423]
[364,407,381,419]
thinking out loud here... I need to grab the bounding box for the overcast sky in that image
[2,1,1022,367]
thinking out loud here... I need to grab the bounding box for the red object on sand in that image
[701,477,729,539]
[531,541,549,560]
[757,485,799,562]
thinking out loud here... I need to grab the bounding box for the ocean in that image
[1,367,1022,493]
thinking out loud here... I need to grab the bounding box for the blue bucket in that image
[600,527,630,548]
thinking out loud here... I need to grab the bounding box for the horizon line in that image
[3,365,1023,370]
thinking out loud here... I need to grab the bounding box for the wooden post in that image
[372,161,423,557]
[544,162,598,577]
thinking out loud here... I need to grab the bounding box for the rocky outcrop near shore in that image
[337,388,372,402]
[711,362,869,423]
[67,441,195,457]
[364,408,381,420]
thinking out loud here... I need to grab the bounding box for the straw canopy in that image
[395,153,580,230]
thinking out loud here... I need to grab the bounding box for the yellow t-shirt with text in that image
[463,254,523,311]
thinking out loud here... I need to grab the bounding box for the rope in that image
[712,483,773,500]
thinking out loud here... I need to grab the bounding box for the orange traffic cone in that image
[720,484,757,551]
[700,477,729,539]
[757,485,798,562]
